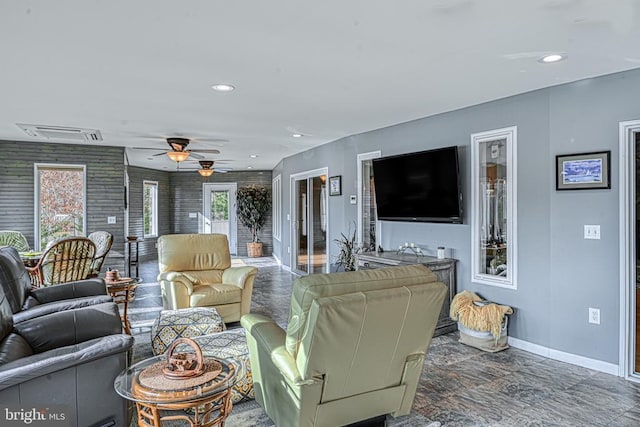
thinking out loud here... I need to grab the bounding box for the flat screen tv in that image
[372,146,462,223]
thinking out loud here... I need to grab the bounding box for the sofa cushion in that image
[0,247,31,313]
[286,264,439,357]
[190,284,241,307]
[0,333,33,365]
[181,270,224,285]
[157,234,231,272]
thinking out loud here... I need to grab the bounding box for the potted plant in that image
[236,185,271,257]
[334,227,360,271]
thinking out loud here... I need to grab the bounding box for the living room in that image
[2,1,640,426]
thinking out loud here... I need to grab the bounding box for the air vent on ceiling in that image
[16,123,103,142]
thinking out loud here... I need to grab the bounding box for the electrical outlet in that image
[584,225,600,240]
[107,216,116,224]
[589,307,600,324]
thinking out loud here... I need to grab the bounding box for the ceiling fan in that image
[187,160,233,176]
[134,137,222,162]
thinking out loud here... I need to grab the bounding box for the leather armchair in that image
[0,298,133,427]
[157,234,257,323]
[0,246,112,324]
[241,264,447,427]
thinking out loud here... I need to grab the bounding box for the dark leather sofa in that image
[0,246,113,324]
[0,246,134,426]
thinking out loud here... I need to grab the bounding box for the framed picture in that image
[556,151,610,190]
[329,175,342,196]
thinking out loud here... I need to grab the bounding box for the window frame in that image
[470,126,518,289]
[34,163,87,251]
[272,174,282,241]
[143,180,159,238]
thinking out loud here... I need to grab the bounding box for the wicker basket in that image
[247,242,263,258]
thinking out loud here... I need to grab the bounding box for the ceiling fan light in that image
[167,151,190,162]
[198,168,214,177]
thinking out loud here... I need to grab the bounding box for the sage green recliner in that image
[241,264,447,427]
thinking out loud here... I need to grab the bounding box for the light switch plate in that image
[107,216,116,224]
[584,225,600,239]
[350,195,357,204]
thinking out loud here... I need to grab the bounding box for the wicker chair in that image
[88,231,114,278]
[0,230,30,252]
[28,237,96,288]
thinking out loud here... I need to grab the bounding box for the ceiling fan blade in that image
[189,152,205,159]
[130,147,166,151]
[191,149,221,154]
[152,152,167,157]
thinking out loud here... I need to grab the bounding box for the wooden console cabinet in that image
[355,252,457,336]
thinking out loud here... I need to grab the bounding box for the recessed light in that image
[247,166,253,169]
[250,155,258,158]
[539,54,566,63]
[292,133,303,138]
[211,84,235,92]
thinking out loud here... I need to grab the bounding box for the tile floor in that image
[128,258,640,426]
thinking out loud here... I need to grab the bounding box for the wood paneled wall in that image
[0,140,274,262]
[169,171,273,256]
[0,140,126,269]
[126,166,171,261]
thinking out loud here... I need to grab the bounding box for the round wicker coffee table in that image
[114,354,236,427]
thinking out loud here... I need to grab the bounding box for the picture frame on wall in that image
[555,151,611,190]
[329,175,342,196]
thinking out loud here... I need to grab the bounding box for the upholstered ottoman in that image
[150,307,226,355]
[191,329,254,404]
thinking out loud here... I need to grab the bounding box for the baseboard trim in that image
[508,336,619,376]
[281,264,292,272]
[272,253,282,265]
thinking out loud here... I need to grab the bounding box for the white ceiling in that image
[1,0,639,172]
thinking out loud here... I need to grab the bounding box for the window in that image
[272,174,282,240]
[357,151,381,251]
[35,164,86,250]
[143,181,158,237]
[471,126,517,288]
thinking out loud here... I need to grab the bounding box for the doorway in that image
[619,119,640,380]
[203,183,237,255]
[290,168,328,275]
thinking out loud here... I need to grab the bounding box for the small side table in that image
[106,278,138,334]
[126,238,142,279]
[114,356,236,427]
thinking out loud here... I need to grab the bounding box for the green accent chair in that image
[241,264,447,427]
[0,231,29,252]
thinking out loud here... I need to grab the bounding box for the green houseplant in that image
[236,185,272,257]
[334,227,360,271]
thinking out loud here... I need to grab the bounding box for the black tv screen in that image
[372,146,462,223]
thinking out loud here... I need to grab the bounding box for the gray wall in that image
[0,140,126,270]
[127,166,172,261]
[274,68,640,365]
[169,170,273,257]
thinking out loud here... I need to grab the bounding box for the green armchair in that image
[241,264,447,427]
[157,234,257,323]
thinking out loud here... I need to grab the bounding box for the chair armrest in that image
[13,302,124,353]
[0,334,133,391]
[28,278,107,305]
[242,314,313,386]
[223,266,257,289]
[157,272,195,294]
[14,295,113,324]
